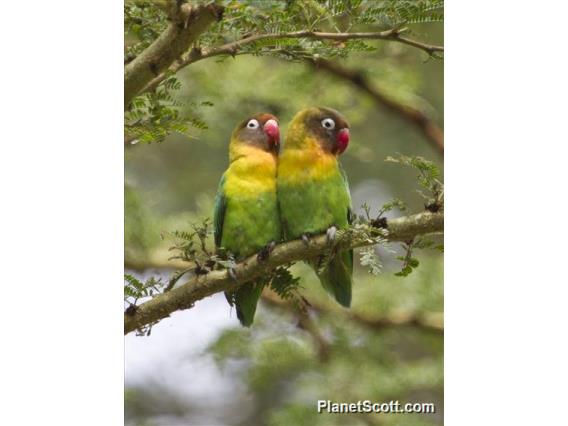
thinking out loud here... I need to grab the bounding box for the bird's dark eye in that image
[321,118,335,130]
[246,119,260,129]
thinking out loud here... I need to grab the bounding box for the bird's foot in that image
[301,233,312,246]
[257,241,276,261]
[228,267,238,282]
[326,225,338,245]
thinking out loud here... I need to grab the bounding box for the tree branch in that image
[124,212,443,334]
[140,27,443,95]
[261,290,443,333]
[310,58,444,155]
[196,28,444,61]
[124,1,224,108]
[297,308,332,362]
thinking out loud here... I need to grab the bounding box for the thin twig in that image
[140,28,443,95]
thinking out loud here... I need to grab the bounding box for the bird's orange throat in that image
[278,137,339,184]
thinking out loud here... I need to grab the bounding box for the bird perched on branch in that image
[277,107,353,307]
[213,113,281,326]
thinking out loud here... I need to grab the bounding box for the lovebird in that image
[277,107,353,307]
[213,113,281,326]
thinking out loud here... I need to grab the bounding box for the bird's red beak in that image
[335,128,350,154]
[263,119,280,149]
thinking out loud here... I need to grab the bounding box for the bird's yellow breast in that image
[224,145,277,197]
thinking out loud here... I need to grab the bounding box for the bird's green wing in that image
[339,164,354,264]
[339,164,353,214]
[234,280,266,327]
[213,174,227,248]
[316,165,354,308]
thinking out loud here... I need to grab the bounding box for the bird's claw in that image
[228,267,238,282]
[302,233,311,246]
[257,241,276,261]
[326,226,337,245]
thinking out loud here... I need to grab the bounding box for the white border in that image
[1,1,123,424]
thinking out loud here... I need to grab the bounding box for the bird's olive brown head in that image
[232,113,280,154]
[287,107,350,155]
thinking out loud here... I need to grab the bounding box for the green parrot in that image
[213,113,281,326]
[277,107,353,307]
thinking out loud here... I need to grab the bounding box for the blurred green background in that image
[125,6,443,425]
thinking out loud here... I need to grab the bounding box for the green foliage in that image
[394,237,442,278]
[168,219,210,259]
[125,77,213,145]
[214,0,444,42]
[124,0,168,60]
[166,217,219,269]
[379,198,407,217]
[386,154,444,211]
[382,154,445,278]
[269,267,302,300]
[394,241,420,277]
[359,201,373,221]
[414,237,444,253]
[124,0,443,142]
[210,0,444,63]
[359,198,407,225]
[358,0,444,27]
[353,156,444,277]
[164,217,242,288]
[124,274,163,304]
[124,273,169,335]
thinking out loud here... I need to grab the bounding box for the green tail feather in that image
[316,249,353,307]
[225,280,265,327]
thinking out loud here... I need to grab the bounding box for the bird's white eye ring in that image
[321,118,335,129]
[246,119,260,129]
